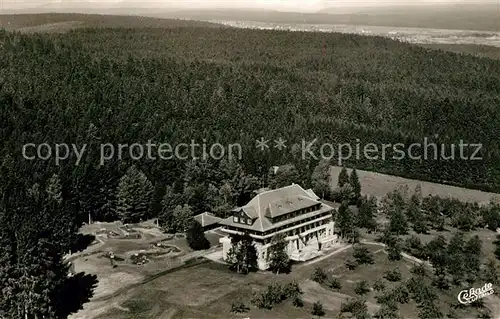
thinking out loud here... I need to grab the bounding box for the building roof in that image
[220,184,336,232]
[193,212,222,228]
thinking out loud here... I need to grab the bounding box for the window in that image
[247,219,252,225]
[233,216,239,223]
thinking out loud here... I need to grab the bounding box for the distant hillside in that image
[318,3,500,31]
[152,4,499,31]
[4,4,498,31]
[0,13,225,31]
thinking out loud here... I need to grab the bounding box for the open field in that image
[330,165,500,205]
[68,221,224,319]
[76,244,492,319]
[79,244,372,319]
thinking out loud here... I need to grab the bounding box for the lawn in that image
[330,166,499,205]
[86,244,397,318]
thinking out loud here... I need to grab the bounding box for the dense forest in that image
[0,15,500,317]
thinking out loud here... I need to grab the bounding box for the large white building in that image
[219,184,339,270]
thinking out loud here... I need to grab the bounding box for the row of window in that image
[225,210,332,241]
[231,204,324,226]
[233,215,252,225]
[261,219,331,244]
[271,204,321,223]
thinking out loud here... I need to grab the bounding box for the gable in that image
[234,208,252,220]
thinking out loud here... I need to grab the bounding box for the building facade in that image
[219,184,339,270]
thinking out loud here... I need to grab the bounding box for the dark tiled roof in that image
[219,184,335,232]
[266,196,318,218]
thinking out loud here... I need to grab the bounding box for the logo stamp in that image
[458,283,495,304]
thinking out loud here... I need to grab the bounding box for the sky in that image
[0,0,497,12]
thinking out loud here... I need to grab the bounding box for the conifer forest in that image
[0,12,500,318]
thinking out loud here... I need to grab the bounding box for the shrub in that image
[385,268,402,282]
[353,246,374,264]
[355,280,370,295]
[345,259,358,270]
[230,302,249,313]
[251,291,272,309]
[311,267,327,284]
[283,281,302,299]
[292,296,304,308]
[375,291,393,305]
[392,285,410,304]
[251,281,302,310]
[404,235,426,259]
[325,277,342,290]
[409,263,428,277]
[375,302,400,319]
[340,298,368,316]
[312,301,325,317]
[373,279,386,292]
[387,241,402,261]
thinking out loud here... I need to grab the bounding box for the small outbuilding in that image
[193,212,222,231]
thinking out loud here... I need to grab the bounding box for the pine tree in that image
[269,164,299,189]
[226,233,258,274]
[483,202,500,231]
[158,185,182,233]
[447,232,466,284]
[337,202,355,240]
[495,235,500,260]
[413,217,429,234]
[0,206,16,318]
[387,238,402,261]
[186,218,210,250]
[389,206,408,236]
[116,165,153,224]
[311,159,331,199]
[172,204,194,233]
[267,233,290,274]
[425,235,448,279]
[338,167,349,188]
[464,235,482,283]
[44,176,78,255]
[0,188,71,318]
[482,259,499,285]
[46,173,63,204]
[240,233,258,273]
[357,195,377,231]
[349,168,361,200]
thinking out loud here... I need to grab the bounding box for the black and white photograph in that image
[0,0,499,318]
